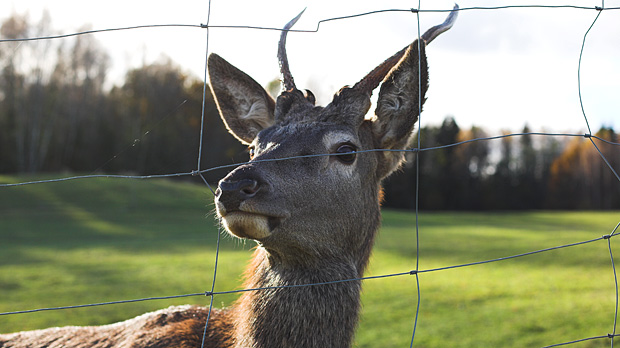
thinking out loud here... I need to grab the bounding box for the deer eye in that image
[335,144,357,164]
[248,147,255,159]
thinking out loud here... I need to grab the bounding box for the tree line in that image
[0,14,618,210]
[383,118,619,210]
[0,13,247,183]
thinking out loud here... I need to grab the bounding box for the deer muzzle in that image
[215,172,282,240]
[216,178,260,213]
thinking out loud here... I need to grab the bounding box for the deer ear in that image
[208,53,276,145]
[372,41,428,178]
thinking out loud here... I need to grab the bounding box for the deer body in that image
[0,7,457,348]
[0,307,232,347]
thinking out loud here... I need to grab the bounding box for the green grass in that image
[1,174,619,347]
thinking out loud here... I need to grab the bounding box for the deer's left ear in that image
[208,53,276,145]
[372,41,428,178]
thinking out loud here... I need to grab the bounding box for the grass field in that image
[1,174,619,347]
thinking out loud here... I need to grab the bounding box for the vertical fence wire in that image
[196,2,220,347]
[410,1,423,347]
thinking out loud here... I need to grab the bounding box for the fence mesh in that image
[1,2,619,347]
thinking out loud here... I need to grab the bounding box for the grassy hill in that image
[1,175,619,347]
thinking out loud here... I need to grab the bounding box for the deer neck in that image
[231,247,364,348]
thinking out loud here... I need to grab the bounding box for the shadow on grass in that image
[0,175,248,267]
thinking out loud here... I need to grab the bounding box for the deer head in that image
[209,7,457,271]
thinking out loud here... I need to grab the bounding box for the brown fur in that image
[0,306,233,348]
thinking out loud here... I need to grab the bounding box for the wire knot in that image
[603,234,612,240]
[191,170,200,176]
[410,8,419,13]
[409,270,418,275]
[595,6,603,11]
[204,291,213,297]
[583,133,592,138]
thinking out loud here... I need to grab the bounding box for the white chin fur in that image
[222,212,272,239]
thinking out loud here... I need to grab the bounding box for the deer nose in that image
[216,178,260,212]
[219,178,259,197]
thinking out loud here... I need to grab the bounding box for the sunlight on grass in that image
[355,210,620,348]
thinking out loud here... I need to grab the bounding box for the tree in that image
[0,13,29,172]
[389,116,462,210]
[453,125,489,209]
[107,58,246,180]
[0,14,110,173]
[547,127,619,209]
[486,131,517,209]
[514,125,541,208]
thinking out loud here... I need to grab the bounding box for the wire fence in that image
[1,2,619,347]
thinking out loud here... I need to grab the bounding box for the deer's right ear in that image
[208,53,276,144]
[371,41,428,179]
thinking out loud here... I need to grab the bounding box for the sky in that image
[1,0,619,133]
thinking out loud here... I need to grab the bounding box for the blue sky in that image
[1,0,618,133]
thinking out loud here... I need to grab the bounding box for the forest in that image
[0,13,618,210]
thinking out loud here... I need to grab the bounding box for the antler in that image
[353,4,459,95]
[278,9,305,92]
[421,4,459,44]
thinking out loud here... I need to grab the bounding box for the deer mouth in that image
[221,212,282,240]
[217,203,286,240]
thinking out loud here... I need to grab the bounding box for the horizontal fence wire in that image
[3,224,618,316]
[0,132,617,188]
[0,3,619,348]
[0,5,619,44]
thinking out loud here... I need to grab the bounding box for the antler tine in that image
[278,9,306,92]
[353,4,458,95]
[422,4,459,44]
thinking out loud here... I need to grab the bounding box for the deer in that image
[0,6,457,348]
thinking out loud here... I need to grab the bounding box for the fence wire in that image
[0,2,619,348]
